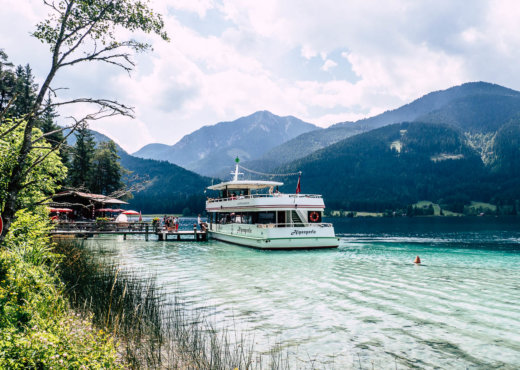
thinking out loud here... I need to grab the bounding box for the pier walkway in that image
[51,221,207,241]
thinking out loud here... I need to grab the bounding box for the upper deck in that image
[206,159,324,212]
[206,193,325,212]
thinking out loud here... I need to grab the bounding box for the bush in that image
[0,209,121,368]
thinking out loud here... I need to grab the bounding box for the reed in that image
[54,240,290,369]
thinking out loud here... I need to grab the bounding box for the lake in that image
[85,217,520,369]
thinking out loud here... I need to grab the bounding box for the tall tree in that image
[0,0,168,240]
[90,140,124,195]
[70,124,95,189]
[0,50,16,114]
[39,93,70,169]
[12,64,37,118]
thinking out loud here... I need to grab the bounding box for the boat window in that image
[257,212,275,224]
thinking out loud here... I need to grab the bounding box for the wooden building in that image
[48,190,128,220]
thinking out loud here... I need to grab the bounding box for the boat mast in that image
[232,157,243,182]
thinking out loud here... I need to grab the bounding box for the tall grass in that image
[54,240,290,369]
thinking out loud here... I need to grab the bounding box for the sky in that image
[2,0,520,153]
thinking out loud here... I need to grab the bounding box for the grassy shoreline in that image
[1,209,291,368]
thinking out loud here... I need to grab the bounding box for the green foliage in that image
[11,65,37,118]
[90,140,124,195]
[491,118,520,176]
[68,127,125,195]
[0,210,120,368]
[0,119,67,212]
[0,53,37,119]
[39,93,70,170]
[4,209,56,266]
[69,124,96,189]
[33,0,169,53]
[0,49,16,112]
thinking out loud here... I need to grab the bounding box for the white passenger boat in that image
[205,160,339,249]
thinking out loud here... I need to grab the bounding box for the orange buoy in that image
[414,256,421,264]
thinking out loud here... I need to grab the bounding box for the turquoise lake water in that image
[86,217,520,369]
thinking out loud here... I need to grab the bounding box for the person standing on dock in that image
[174,217,179,232]
[197,214,202,230]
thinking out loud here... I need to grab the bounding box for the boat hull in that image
[208,224,340,250]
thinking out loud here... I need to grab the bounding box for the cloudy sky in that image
[2,0,520,152]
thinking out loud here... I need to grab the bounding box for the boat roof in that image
[207,180,283,191]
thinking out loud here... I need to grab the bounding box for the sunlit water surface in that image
[85,217,520,369]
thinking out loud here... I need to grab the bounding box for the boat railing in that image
[206,193,323,203]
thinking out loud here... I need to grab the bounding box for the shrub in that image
[0,209,121,368]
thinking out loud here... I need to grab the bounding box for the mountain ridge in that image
[132,110,319,177]
[252,82,520,171]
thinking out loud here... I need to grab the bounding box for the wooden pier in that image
[51,221,207,242]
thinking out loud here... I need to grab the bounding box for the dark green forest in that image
[119,152,212,214]
[277,121,520,214]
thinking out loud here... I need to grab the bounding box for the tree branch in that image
[50,97,134,117]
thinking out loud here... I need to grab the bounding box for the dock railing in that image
[52,221,157,233]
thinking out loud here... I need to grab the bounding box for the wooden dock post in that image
[145,225,149,241]
[123,234,126,240]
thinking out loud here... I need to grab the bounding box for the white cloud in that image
[301,45,317,60]
[321,59,338,72]
[2,0,520,152]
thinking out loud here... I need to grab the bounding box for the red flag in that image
[296,174,301,194]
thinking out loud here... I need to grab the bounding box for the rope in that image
[238,165,301,177]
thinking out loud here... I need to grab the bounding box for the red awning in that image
[122,210,140,215]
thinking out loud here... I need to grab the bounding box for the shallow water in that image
[86,217,520,369]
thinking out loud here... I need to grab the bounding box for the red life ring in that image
[309,211,319,222]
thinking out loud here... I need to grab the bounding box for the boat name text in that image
[291,229,317,236]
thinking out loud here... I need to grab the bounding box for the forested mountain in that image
[133,110,319,177]
[257,82,520,170]
[118,152,212,214]
[276,121,520,212]
[66,129,212,213]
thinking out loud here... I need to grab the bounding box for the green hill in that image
[119,152,212,214]
[66,128,212,214]
[277,122,492,212]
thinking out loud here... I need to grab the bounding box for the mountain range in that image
[250,82,520,170]
[133,111,318,177]
[73,81,520,214]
